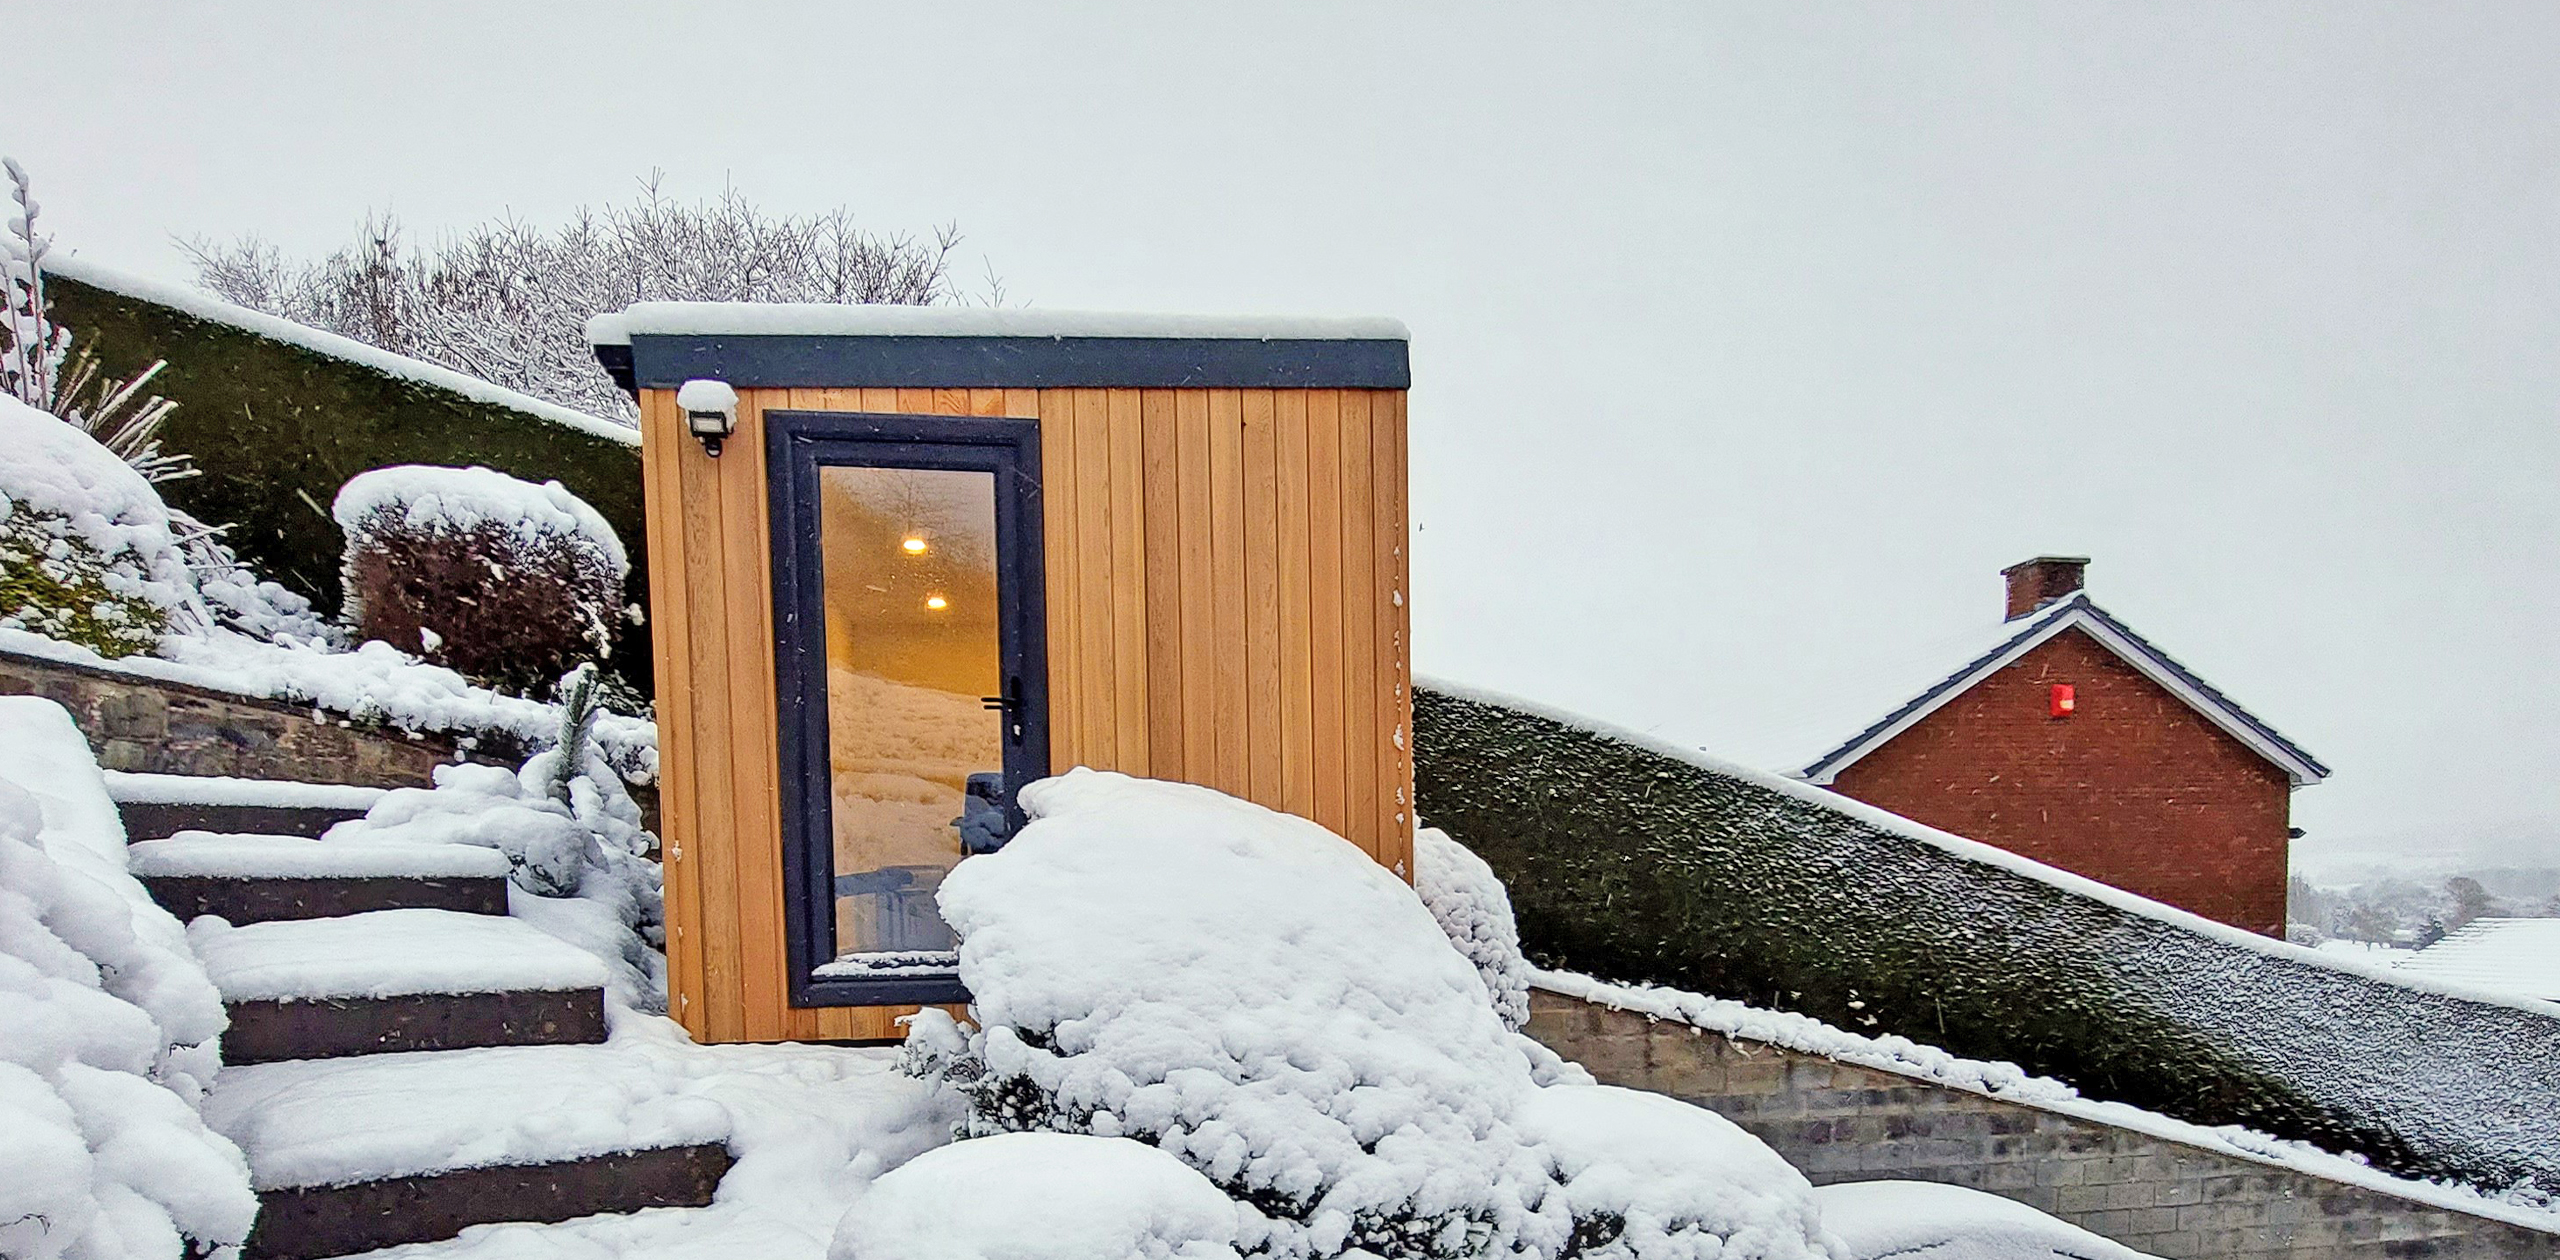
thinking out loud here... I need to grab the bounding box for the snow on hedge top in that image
[910,769,1832,1260]
[0,394,195,612]
[833,1132,1257,1260]
[588,303,1409,344]
[334,464,628,577]
[46,254,636,446]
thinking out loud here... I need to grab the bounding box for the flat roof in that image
[585,304,1407,346]
[586,303,1410,392]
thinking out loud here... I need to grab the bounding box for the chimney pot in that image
[2002,556,2089,620]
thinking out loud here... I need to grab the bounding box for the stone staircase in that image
[110,772,731,1260]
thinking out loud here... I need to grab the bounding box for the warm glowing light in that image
[900,537,928,555]
[924,594,949,611]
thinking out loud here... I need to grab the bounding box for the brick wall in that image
[1527,989,2554,1260]
[1828,627,2291,934]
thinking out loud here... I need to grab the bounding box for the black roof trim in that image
[614,333,1409,392]
[593,342,637,399]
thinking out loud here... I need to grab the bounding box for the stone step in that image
[192,909,611,1064]
[106,770,386,843]
[130,832,511,923]
[205,1044,733,1260]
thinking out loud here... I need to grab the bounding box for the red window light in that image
[2050,683,2076,718]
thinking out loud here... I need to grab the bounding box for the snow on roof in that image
[2394,918,2560,1003]
[45,254,637,447]
[585,303,1409,344]
[1793,593,2329,787]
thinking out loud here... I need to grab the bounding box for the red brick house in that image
[1800,557,2327,935]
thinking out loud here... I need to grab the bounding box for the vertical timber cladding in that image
[638,379,1413,1044]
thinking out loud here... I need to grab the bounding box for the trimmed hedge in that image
[43,271,654,693]
[1412,683,2560,1196]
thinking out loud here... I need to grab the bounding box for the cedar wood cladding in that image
[640,385,1413,1043]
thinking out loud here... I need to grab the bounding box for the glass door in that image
[767,411,1046,1008]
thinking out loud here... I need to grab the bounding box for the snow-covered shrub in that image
[334,464,630,693]
[326,666,664,1007]
[1811,1181,2154,1260]
[833,1132,1264,1260]
[0,395,199,656]
[0,698,255,1260]
[899,770,1832,1260]
[1520,1087,1836,1260]
[1417,825,1534,1032]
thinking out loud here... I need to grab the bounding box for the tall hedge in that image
[43,269,654,693]
[1412,683,2560,1196]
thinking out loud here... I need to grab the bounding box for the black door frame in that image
[765,409,1048,1008]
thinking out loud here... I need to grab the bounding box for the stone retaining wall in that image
[0,647,477,786]
[1526,988,2555,1260]
[0,646,658,830]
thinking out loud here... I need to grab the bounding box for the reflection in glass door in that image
[815,464,999,973]
[769,410,1046,1008]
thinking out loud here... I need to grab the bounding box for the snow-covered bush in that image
[0,698,255,1260]
[897,770,1832,1260]
[834,1132,1265,1260]
[334,464,630,694]
[1417,825,1534,1032]
[1811,1181,2154,1260]
[0,395,198,656]
[325,666,664,1007]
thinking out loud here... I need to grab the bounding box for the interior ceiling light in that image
[901,537,929,555]
[924,594,949,611]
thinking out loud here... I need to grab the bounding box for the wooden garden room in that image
[587,307,1414,1043]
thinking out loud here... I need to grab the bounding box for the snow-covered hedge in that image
[0,395,193,656]
[894,770,1832,1260]
[1412,681,2560,1198]
[335,465,630,694]
[0,698,255,1259]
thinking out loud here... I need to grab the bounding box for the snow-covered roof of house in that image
[584,302,1410,393]
[45,254,636,446]
[1796,592,2331,787]
[2394,918,2560,1003]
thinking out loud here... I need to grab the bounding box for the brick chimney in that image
[2002,556,2089,620]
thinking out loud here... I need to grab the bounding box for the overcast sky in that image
[18,3,2558,868]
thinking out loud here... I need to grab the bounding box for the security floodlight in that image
[676,379,740,457]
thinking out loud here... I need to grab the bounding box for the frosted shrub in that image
[334,464,629,694]
[897,771,1831,1260]
[833,1132,1263,1260]
[0,396,200,656]
[1417,826,1535,1031]
[326,666,666,1009]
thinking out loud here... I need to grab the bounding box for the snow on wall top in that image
[334,464,629,577]
[586,303,1410,344]
[44,254,637,447]
[2393,918,2560,1004]
[1537,968,2560,1238]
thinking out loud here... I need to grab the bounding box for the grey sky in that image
[18,3,2558,866]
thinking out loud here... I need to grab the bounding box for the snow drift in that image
[0,698,255,1260]
[894,769,1834,1260]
